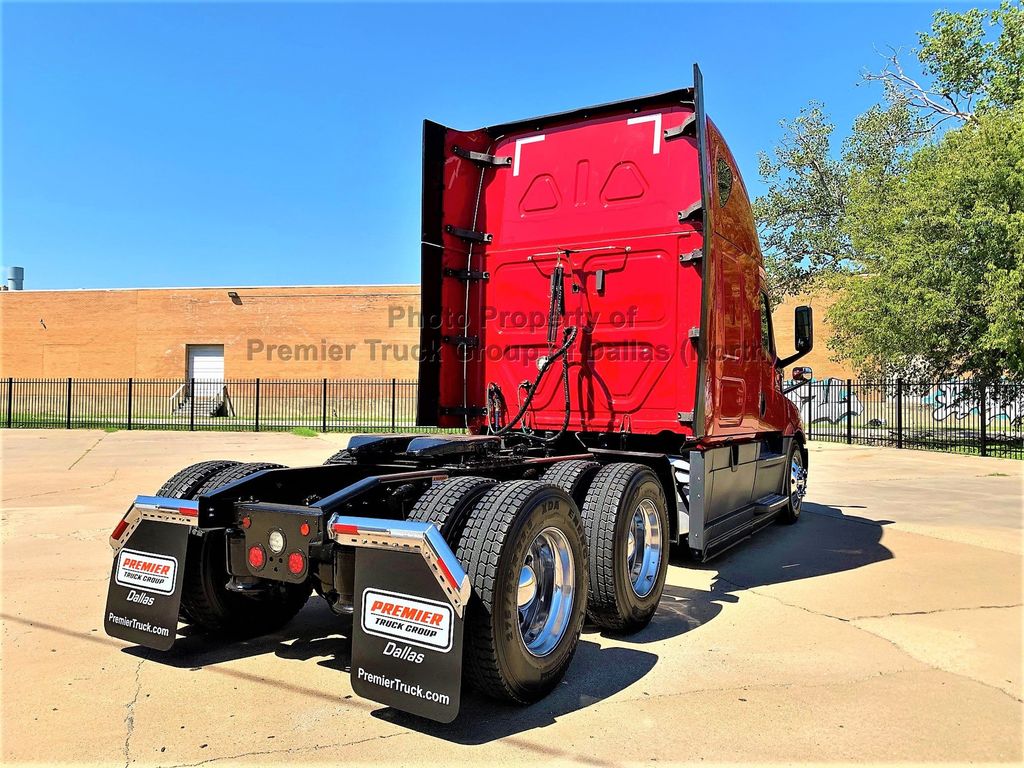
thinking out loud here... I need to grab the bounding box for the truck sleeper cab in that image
[104,65,813,723]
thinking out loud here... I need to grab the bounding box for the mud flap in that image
[104,516,190,651]
[332,516,470,723]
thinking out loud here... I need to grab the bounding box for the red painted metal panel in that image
[478,105,702,436]
[423,87,804,442]
[426,127,492,428]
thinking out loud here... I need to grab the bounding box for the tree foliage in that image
[757,1,1024,380]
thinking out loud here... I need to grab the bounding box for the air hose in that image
[489,325,577,436]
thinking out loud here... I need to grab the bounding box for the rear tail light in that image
[287,551,305,575]
[299,522,310,537]
[241,515,252,529]
[111,518,129,541]
[248,544,266,570]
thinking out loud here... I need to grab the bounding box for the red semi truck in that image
[104,65,814,722]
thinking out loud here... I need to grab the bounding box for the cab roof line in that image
[484,86,695,137]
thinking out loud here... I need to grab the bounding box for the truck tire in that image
[323,449,351,465]
[407,476,497,544]
[180,462,311,636]
[778,444,807,524]
[541,459,601,508]
[581,463,669,632]
[156,460,241,499]
[456,480,587,703]
[155,460,240,622]
[192,461,285,497]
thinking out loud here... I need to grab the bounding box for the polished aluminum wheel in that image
[518,527,575,657]
[627,498,662,598]
[790,452,808,513]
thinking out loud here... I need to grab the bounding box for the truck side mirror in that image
[778,306,814,368]
[792,366,812,381]
[794,305,813,353]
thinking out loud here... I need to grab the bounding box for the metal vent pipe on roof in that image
[6,266,24,290]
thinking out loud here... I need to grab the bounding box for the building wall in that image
[0,286,423,379]
[0,284,853,380]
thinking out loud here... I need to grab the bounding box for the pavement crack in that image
[123,658,144,768]
[717,577,1024,705]
[165,731,406,767]
[2,468,118,502]
[619,667,916,704]
[68,434,107,470]
[714,576,851,622]
[849,603,1022,620]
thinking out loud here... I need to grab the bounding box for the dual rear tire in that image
[156,460,311,636]
[411,477,588,703]
[416,461,670,703]
[543,461,670,633]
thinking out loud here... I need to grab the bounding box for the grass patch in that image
[102,426,120,433]
[983,472,1010,477]
[290,427,319,438]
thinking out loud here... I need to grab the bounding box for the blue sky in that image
[2,1,990,289]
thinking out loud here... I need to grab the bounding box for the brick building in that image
[0,285,851,380]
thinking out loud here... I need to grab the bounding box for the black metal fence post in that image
[6,377,12,428]
[254,378,261,432]
[803,382,812,439]
[66,377,72,429]
[322,378,328,433]
[979,382,987,457]
[189,378,196,431]
[127,378,133,430]
[391,378,397,432]
[896,378,903,449]
[846,378,853,445]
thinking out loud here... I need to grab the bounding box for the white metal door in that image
[187,345,225,397]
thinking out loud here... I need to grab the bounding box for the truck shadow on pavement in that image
[125,600,354,670]
[372,639,658,748]
[372,502,895,743]
[127,501,893,745]
[609,502,894,646]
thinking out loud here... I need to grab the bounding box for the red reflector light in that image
[241,515,251,529]
[300,522,310,537]
[179,507,198,517]
[111,519,129,540]
[247,545,266,570]
[287,551,305,575]
[332,523,359,536]
[436,555,458,591]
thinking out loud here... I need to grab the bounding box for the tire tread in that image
[541,460,601,508]
[456,480,586,702]
[407,476,497,545]
[581,463,664,630]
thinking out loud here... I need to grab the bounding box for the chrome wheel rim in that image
[518,527,575,657]
[790,453,807,513]
[627,498,662,598]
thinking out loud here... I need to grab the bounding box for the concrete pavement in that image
[1,430,1020,765]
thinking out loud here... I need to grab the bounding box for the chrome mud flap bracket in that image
[328,516,470,723]
[104,496,198,651]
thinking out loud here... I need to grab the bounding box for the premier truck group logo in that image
[114,549,177,595]
[361,588,453,652]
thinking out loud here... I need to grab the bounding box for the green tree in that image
[831,105,1024,380]
[757,1,1024,379]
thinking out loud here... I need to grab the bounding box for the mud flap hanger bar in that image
[109,496,199,551]
[327,516,472,617]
